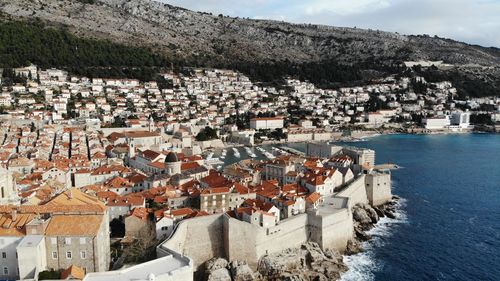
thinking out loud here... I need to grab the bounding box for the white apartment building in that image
[250,117,284,130]
[450,112,471,128]
[424,116,451,130]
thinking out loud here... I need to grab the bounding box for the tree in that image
[196,126,218,141]
[110,218,125,238]
[38,270,62,280]
[0,21,170,81]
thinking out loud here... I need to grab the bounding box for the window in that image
[51,237,57,245]
[79,238,86,245]
[52,251,58,259]
[65,238,71,245]
[80,251,87,259]
[1,252,5,259]
[3,267,8,275]
[66,251,72,259]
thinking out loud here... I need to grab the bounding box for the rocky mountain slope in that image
[1,0,499,67]
[1,0,499,96]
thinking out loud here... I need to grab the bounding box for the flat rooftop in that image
[17,235,44,248]
[316,196,349,216]
[83,254,192,281]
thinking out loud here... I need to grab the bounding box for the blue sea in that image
[220,134,500,280]
[339,134,500,281]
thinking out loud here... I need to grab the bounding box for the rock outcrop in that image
[257,242,348,281]
[204,243,347,281]
[205,258,254,281]
[205,258,231,281]
[230,261,255,281]
[203,198,401,280]
[348,198,400,254]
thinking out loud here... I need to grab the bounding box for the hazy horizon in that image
[161,0,500,48]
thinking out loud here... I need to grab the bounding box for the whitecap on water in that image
[340,197,408,281]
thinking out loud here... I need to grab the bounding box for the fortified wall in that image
[159,214,225,269]
[158,173,392,271]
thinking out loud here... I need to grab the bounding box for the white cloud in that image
[301,0,391,16]
[160,0,500,47]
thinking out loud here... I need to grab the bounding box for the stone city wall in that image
[160,214,225,269]
[159,173,391,272]
[336,174,368,208]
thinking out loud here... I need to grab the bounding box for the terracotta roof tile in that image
[45,215,103,236]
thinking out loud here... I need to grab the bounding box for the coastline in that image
[340,197,407,281]
[234,128,498,149]
[201,197,404,281]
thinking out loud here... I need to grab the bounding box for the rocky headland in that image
[203,197,400,281]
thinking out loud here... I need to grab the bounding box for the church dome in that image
[165,152,179,163]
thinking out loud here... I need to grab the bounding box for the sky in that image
[161,0,500,48]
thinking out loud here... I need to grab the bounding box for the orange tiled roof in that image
[201,170,232,188]
[45,215,103,236]
[170,207,195,217]
[130,207,152,221]
[107,196,144,207]
[123,131,160,138]
[181,162,200,171]
[185,210,209,219]
[201,187,231,195]
[0,213,35,236]
[306,192,322,204]
[140,149,161,160]
[61,265,85,280]
[44,189,106,212]
[149,161,166,169]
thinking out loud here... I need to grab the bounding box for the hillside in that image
[0,0,499,96]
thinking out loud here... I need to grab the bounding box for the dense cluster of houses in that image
[0,114,374,281]
[1,65,499,146]
[0,64,498,280]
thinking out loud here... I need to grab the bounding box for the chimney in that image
[11,208,18,222]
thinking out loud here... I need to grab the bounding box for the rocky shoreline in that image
[347,196,400,255]
[203,197,400,281]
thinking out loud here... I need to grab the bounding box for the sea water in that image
[223,134,500,280]
[340,134,500,281]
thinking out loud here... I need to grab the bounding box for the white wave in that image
[341,251,380,281]
[340,197,408,281]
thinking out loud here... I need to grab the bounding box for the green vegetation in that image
[0,20,169,80]
[1,68,27,86]
[367,95,390,112]
[1,20,498,97]
[38,270,62,280]
[195,126,218,141]
[110,218,125,238]
[225,60,374,88]
[471,113,494,125]
[412,65,500,98]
